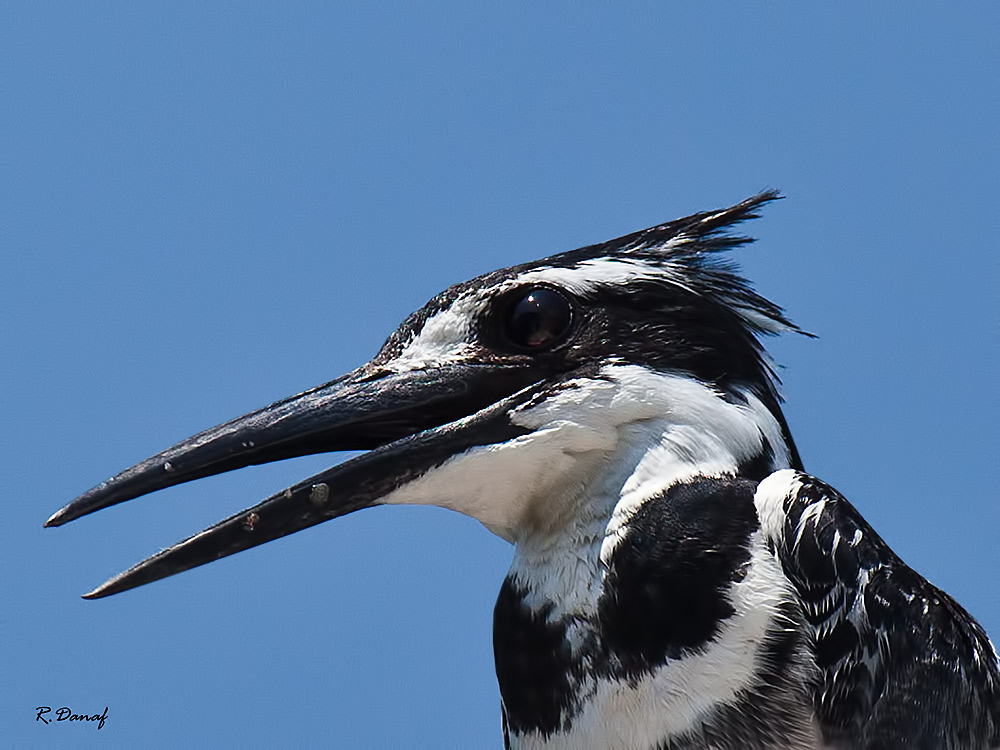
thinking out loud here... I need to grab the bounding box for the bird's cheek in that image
[380,423,613,540]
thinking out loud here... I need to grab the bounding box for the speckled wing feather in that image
[756,470,1000,750]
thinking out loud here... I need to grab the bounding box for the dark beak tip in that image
[81,579,119,600]
[45,498,87,527]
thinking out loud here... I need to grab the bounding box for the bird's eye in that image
[502,287,573,350]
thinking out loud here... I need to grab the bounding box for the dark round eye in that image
[503,287,572,350]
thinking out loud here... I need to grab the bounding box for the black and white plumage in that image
[47,193,999,748]
[756,471,1000,749]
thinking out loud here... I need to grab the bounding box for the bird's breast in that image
[497,477,821,750]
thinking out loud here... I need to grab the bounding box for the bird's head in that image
[47,191,805,597]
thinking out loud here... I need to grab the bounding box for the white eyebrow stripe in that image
[513,256,690,296]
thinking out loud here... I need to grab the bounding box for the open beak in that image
[47,362,542,598]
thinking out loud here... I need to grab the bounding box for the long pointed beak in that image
[47,362,543,597]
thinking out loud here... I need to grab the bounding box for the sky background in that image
[3,4,998,748]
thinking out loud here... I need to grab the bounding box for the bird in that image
[47,192,999,749]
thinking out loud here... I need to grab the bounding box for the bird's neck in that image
[506,368,791,610]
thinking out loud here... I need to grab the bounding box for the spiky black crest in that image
[534,189,802,337]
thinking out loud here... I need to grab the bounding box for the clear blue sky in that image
[4,4,997,748]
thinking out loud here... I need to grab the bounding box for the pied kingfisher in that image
[48,193,999,749]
